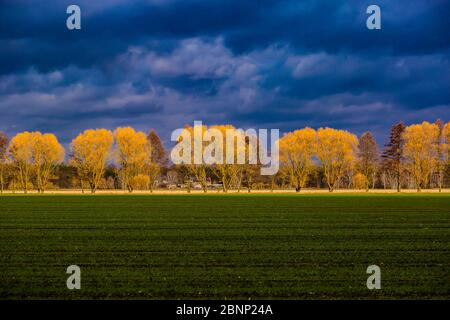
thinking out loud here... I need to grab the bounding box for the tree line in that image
[0,120,449,193]
[279,120,450,192]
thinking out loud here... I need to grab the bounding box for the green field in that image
[0,194,449,299]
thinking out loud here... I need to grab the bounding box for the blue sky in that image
[0,0,449,146]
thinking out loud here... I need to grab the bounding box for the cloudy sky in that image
[0,0,449,147]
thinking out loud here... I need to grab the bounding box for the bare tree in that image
[357,132,379,191]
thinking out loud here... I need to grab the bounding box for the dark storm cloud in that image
[0,0,449,146]
[2,0,449,72]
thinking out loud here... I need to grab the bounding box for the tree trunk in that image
[90,183,96,194]
[23,170,27,194]
[0,169,3,194]
[186,178,191,193]
[237,173,242,193]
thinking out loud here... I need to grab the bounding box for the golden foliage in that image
[279,127,316,191]
[31,132,65,192]
[316,128,358,191]
[8,132,34,192]
[353,173,368,190]
[114,127,150,192]
[209,125,244,192]
[443,121,450,164]
[71,128,114,193]
[175,124,209,192]
[9,131,64,193]
[130,174,151,191]
[403,121,439,191]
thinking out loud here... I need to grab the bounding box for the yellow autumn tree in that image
[175,124,209,192]
[279,127,317,192]
[198,124,258,192]
[316,128,358,192]
[8,131,64,193]
[208,125,243,192]
[31,132,65,193]
[8,132,34,193]
[130,173,151,191]
[71,129,114,194]
[114,127,151,192]
[353,172,368,190]
[403,121,439,191]
[442,122,450,192]
[231,129,259,193]
[443,121,450,166]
